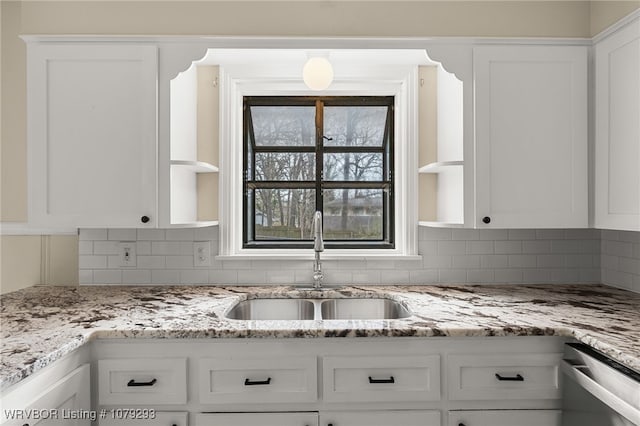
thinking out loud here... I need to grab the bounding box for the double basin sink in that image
[226,297,411,321]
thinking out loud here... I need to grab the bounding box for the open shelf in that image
[171,160,219,173]
[419,221,464,228]
[418,160,463,174]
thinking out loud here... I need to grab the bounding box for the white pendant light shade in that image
[303,57,334,90]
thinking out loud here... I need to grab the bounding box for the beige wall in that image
[0,235,78,294]
[1,1,638,293]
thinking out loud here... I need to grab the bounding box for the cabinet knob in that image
[141,215,150,224]
[482,216,491,224]
[458,424,466,426]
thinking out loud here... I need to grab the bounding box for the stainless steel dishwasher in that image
[561,343,640,426]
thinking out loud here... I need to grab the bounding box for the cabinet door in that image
[2,364,90,426]
[320,410,440,426]
[193,412,318,426]
[448,409,561,426]
[474,46,588,228]
[27,43,157,228]
[595,20,640,231]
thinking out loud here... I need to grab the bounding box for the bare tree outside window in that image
[243,97,394,249]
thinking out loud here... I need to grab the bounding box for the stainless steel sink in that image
[225,299,315,320]
[225,296,411,321]
[320,298,411,320]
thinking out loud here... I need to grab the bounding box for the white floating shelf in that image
[171,160,219,173]
[418,221,464,228]
[418,160,463,174]
[169,221,219,228]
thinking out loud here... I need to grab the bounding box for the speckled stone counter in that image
[1,284,639,391]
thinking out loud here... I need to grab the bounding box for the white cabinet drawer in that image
[98,358,187,405]
[99,411,187,426]
[194,412,318,426]
[448,409,562,426]
[198,356,317,404]
[322,355,440,403]
[321,410,440,426]
[447,353,561,400]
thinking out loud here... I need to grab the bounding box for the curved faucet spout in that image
[313,211,324,253]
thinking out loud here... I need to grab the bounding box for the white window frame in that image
[217,63,420,260]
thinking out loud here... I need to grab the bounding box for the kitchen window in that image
[243,96,394,249]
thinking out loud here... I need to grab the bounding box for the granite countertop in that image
[1,284,639,392]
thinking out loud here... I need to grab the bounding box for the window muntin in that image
[243,96,394,249]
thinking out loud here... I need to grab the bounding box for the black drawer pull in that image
[368,376,395,384]
[458,423,466,426]
[244,377,271,386]
[495,373,524,381]
[127,378,157,387]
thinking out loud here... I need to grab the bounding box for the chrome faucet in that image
[312,211,324,290]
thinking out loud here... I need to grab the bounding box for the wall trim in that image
[0,223,77,236]
[592,7,640,44]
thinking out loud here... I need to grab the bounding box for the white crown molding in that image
[592,7,640,44]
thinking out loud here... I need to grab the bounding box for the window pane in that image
[324,153,383,181]
[323,106,388,147]
[255,153,315,181]
[323,189,383,240]
[255,189,316,240]
[251,106,315,147]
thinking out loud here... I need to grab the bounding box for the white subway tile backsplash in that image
[79,270,93,285]
[494,240,522,254]
[108,229,137,241]
[494,268,524,283]
[151,269,180,284]
[466,241,494,254]
[467,269,495,283]
[438,240,466,255]
[353,270,382,284]
[480,254,509,269]
[508,254,537,268]
[78,241,93,255]
[452,229,479,240]
[479,229,509,240]
[122,270,151,284]
[380,270,410,284]
[452,255,481,269]
[166,256,196,269]
[76,226,638,291]
[209,269,238,284]
[137,256,166,269]
[79,255,107,269]
[266,270,296,285]
[409,269,438,283]
[93,241,120,255]
[508,229,536,240]
[137,229,166,241]
[93,269,122,284]
[180,269,209,284]
[522,240,551,254]
[79,229,107,240]
[438,269,467,283]
[165,228,195,241]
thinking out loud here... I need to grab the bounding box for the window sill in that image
[215,250,422,261]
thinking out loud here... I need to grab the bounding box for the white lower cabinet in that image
[88,337,566,426]
[193,413,318,426]
[99,412,188,426]
[447,410,562,426]
[321,410,441,426]
[1,363,90,426]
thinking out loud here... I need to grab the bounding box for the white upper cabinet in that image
[474,45,588,228]
[27,43,157,228]
[594,18,640,232]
